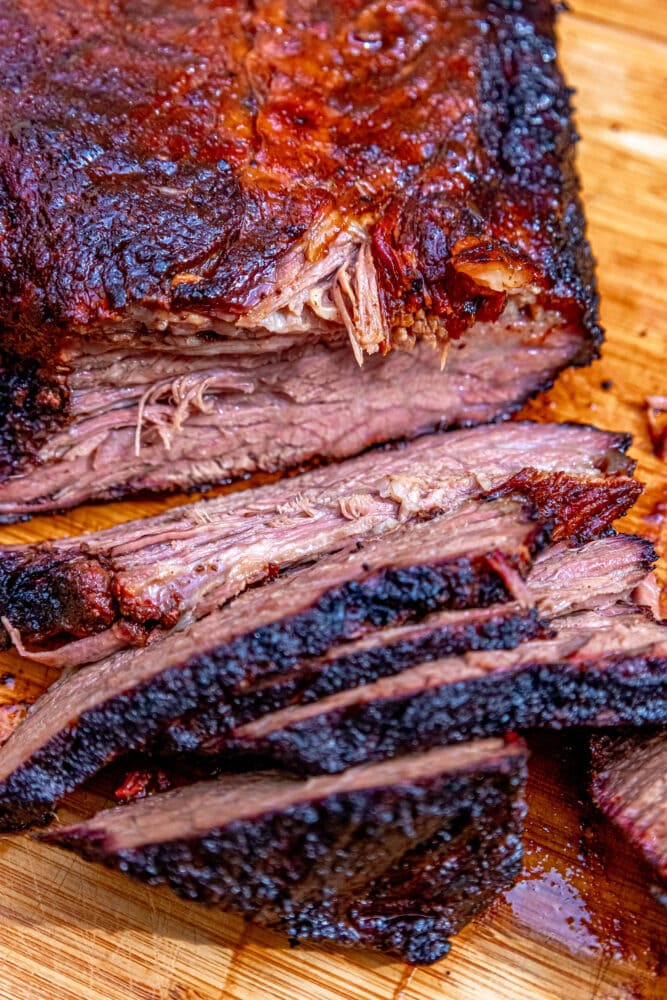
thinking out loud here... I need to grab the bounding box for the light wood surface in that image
[1,3,666,997]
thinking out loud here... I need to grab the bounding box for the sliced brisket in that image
[0,497,545,831]
[39,739,528,964]
[228,607,667,774]
[0,1,599,515]
[590,729,667,897]
[0,421,637,665]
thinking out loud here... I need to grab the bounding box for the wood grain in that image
[1,5,666,998]
[571,0,667,44]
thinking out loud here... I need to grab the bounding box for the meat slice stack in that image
[0,420,649,825]
[0,421,638,667]
[0,493,548,831]
[0,0,599,519]
[0,0,664,970]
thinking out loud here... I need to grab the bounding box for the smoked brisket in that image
[39,739,528,964]
[0,1,600,516]
[161,534,657,754]
[0,0,656,966]
[0,523,654,832]
[0,421,638,665]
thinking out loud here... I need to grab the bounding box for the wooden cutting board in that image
[0,3,666,997]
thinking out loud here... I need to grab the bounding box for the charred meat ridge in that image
[158,602,544,756]
[39,739,528,965]
[0,521,656,832]
[0,421,638,665]
[160,533,657,755]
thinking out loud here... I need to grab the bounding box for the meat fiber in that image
[590,729,667,898]
[0,496,547,831]
[228,606,667,774]
[0,421,638,666]
[39,739,528,964]
[0,1,600,515]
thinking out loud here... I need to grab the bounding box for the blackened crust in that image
[0,349,70,478]
[229,652,667,774]
[372,0,601,348]
[159,605,543,755]
[0,547,116,651]
[481,0,602,354]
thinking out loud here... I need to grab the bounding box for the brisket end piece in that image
[228,607,667,775]
[590,729,667,895]
[489,469,642,545]
[0,497,544,832]
[39,740,528,964]
[0,1,600,516]
[0,421,638,665]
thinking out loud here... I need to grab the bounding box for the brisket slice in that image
[39,739,527,964]
[159,533,656,754]
[590,729,667,896]
[0,421,637,664]
[0,497,545,831]
[0,1,599,515]
[227,607,667,774]
[1,316,597,522]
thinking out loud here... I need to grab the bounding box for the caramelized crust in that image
[490,469,643,543]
